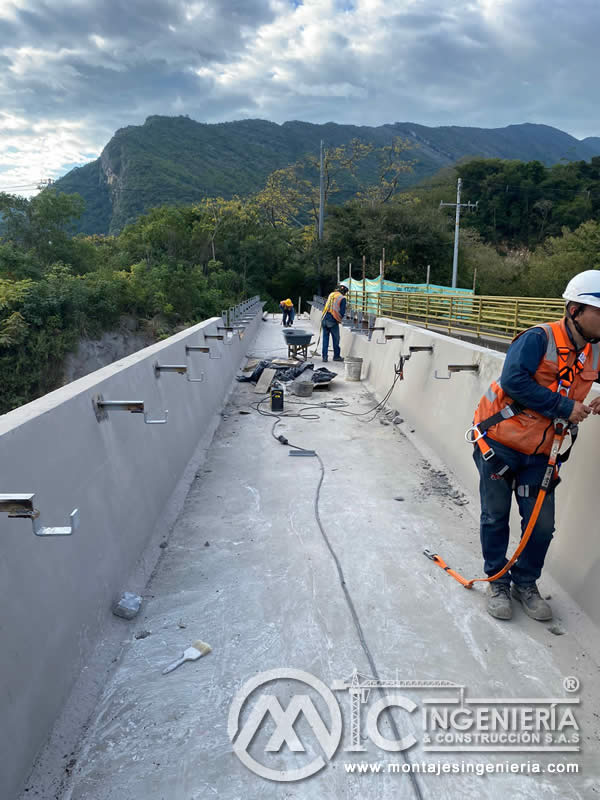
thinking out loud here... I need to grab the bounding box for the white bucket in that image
[344,356,363,381]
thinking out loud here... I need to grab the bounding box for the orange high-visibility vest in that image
[323,291,344,323]
[473,319,600,456]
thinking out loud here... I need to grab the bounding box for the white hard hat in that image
[562,270,600,309]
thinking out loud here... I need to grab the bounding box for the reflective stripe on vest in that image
[473,319,598,456]
[323,291,344,323]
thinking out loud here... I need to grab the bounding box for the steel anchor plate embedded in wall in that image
[186,344,221,360]
[0,493,79,536]
[434,364,480,380]
[92,394,168,424]
[153,361,205,382]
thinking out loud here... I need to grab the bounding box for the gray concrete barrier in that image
[311,307,600,628]
[0,309,262,800]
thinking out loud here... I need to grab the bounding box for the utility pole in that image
[440,178,477,288]
[318,140,325,241]
[426,264,431,290]
[336,256,340,284]
[349,262,352,282]
[362,255,366,314]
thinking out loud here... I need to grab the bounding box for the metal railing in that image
[347,291,565,342]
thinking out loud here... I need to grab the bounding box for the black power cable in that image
[247,366,424,800]
[251,356,405,425]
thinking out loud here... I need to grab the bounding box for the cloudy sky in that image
[1,0,599,196]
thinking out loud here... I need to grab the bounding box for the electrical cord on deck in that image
[257,380,424,800]
[250,361,403,425]
[311,448,424,800]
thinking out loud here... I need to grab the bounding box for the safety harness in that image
[465,402,578,495]
[424,418,568,588]
[424,326,585,589]
[322,291,345,323]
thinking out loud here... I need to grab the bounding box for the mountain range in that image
[52,116,600,235]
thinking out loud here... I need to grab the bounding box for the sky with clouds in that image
[1,0,599,196]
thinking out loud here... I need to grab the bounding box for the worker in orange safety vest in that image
[470,271,600,622]
[321,285,348,362]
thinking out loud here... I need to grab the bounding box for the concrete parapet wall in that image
[0,312,261,800]
[311,307,600,628]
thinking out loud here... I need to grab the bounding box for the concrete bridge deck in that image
[23,316,599,800]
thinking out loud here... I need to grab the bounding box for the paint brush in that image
[162,640,212,674]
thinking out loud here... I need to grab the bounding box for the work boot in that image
[511,583,552,621]
[322,356,328,362]
[487,583,512,620]
[333,356,344,362]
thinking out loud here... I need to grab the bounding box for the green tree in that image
[525,220,600,296]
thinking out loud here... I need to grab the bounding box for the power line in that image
[0,184,40,191]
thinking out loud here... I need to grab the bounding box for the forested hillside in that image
[52,116,600,235]
[2,151,600,414]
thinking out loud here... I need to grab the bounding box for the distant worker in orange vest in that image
[321,284,348,362]
[471,271,600,622]
[279,298,295,327]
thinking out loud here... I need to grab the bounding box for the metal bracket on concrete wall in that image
[399,345,434,362]
[92,395,168,424]
[434,364,480,380]
[216,327,238,345]
[350,313,370,334]
[369,326,385,342]
[153,362,205,383]
[376,333,405,344]
[0,494,79,536]
[205,330,233,348]
[186,344,221,360]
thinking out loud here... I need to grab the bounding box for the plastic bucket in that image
[344,356,363,382]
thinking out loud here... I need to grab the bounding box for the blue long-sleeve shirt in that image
[499,327,577,420]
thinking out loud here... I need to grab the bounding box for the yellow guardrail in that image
[348,291,565,341]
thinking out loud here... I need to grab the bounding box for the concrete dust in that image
[416,459,470,506]
[548,622,567,636]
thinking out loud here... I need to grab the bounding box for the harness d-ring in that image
[465,424,484,443]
